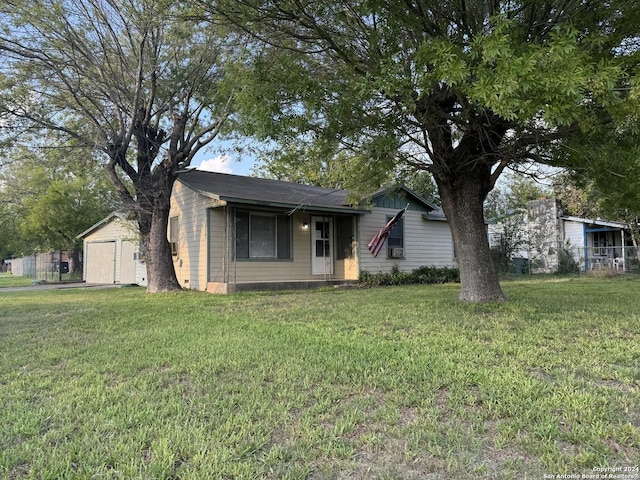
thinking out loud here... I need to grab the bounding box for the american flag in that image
[368,204,408,257]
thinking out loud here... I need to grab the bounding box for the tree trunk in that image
[138,207,181,292]
[437,170,507,303]
[69,247,82,276]
[135,175,182,293]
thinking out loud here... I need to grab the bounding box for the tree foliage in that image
[0,141,115,270]
[549,171,600,219]
[0,0,237,291]
[212,0,639,301]
[485,173,549,222]
[400,171,440,207]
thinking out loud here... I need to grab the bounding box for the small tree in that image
[485,173,547,273]
[550,171,601,219]
[557,241,580,275]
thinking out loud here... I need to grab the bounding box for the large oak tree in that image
[213,0,638,302]
[0,0,236,292]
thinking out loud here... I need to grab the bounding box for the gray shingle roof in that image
[177,169,447,219]
[177,169,365,213]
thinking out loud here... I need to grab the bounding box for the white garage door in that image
[86,242,116,284]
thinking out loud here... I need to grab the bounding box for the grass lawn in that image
[1,277,638,479]
[0,273,34,288]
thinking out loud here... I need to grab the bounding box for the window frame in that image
[335,216,354,260]
[386,215,405,258]
[169,215,179,256]
[235,210,292,261]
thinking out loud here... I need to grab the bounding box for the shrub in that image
[358,265,460,288]
[557,241,579,274]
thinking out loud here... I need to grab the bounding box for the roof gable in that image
[370,185,442,214]
[76,212,131,239]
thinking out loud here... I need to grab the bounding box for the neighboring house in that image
[77,213,147,286]
[78,170,456,291]
[527,198,632,273]
[168,170,455,292]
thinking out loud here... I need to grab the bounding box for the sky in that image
[193,152,257,177]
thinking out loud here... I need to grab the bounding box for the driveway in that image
[0,282,131,293]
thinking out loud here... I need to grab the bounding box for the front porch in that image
[579,224,634,272]
[204,207,361,293]
[576,246,640,272]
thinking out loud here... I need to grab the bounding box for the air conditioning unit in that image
[389,248,404,258]
[170,242,178,256]
[133,251,146,262]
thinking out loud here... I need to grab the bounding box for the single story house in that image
[77,213,147,286]
[79,170,457,291]
[527,198,632,273]
[169,170,456,292]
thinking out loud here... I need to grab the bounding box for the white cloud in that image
[196,154,234,174]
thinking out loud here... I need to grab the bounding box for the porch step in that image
[232,280,358,293]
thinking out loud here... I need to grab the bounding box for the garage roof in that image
[76,212,132,239]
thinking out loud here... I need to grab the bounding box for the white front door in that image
[311,216,333,275]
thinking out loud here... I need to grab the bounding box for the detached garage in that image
[77,213,146,286]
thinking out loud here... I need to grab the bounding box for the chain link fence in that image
[9,251,70,282]
[530,243,640,274]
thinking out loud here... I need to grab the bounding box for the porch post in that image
[583,223,589,271]
[621,229,625,272]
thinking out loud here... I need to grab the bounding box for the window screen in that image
[387,217,404,250]
[235,211,291,259]
[336,216,354,260]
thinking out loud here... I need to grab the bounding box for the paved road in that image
[0,282,131,293]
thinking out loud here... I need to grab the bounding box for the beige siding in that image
[208,208,227,283]
[120,241,137,284]
[358,208,456,274]
[171,179,363,289]
[83,217,138,244]
[170,181,224,291]
[334,257,359,280]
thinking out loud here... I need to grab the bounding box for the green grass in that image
[1,277,639,479]
[0,273,34,287]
